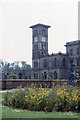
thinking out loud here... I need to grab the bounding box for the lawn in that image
[0,92,80,119]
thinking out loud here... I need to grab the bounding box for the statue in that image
[67,60,77,85]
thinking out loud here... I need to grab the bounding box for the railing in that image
[0,79,80,90]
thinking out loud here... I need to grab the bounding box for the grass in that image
[0,92,80,119]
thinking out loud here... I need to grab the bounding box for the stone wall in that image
[0,79,80,90]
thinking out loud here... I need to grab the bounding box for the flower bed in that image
[3,83,80,112]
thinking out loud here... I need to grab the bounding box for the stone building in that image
[2,23,80,80]
[30,23,80,80]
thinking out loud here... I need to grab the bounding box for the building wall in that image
[31,24,80,80]
[66,40,80,78]
[32,53,67,80]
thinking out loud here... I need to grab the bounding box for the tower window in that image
[41,44,46,50]
[33,30,38,36]
[44,44,46,49]
[41,29,46,35]
[70,49,73,55]
[34,45,38,50]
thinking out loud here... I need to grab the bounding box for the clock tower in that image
[30,23,51,78]
[30,23,51,59]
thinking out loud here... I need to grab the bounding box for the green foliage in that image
[21,61,31,70]
[0,60,31,73]
[3,83,80,112]
[9,74,18,79]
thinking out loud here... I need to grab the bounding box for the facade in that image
[30,23,80,80]
[2,69,32,79]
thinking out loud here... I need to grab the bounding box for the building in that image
[30,23,80,80]
[2,23,80,80]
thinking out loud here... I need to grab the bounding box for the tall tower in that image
[30,23,51,79]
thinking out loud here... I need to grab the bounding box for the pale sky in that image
[0,0,79,66]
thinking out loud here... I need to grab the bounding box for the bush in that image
[3,83,80,112]
[9,74,18,79]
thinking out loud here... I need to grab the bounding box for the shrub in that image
[9,74,18,79]
[3,83,80,112]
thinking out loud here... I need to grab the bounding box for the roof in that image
[30,23,51,28]
[65,40,80,46]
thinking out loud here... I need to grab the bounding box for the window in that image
[33,52,36,58]
[34,45,38,50]
[70,49,73,55]
[54,58,57,66]
[33,52,38,58]
[34,62,38,68]
[63,58,66,67]
[43,30,46,35]
[77,48,79,54]
[42,44,46,49]
[19,73,23,79]
[44,45,46,49]
[34,73,38,79]
[44,72,47,79]
[41,51,43,56]
[54,71,57,79]
[43,51,46,56]
[42,44,43,49]
[41,37,46,42]
[34,37,38,42]
[33,30,38,35]
[42,29,46,35]
[29,74,31,79]
[76,58,80,66]
[43,59,47,68]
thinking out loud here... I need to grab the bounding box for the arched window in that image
[44,72,47,79]
[54,71,57,79]
[19,73,23,79]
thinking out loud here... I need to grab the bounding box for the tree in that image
[21,61,31,70]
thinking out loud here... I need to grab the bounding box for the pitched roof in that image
[30,23,51,28]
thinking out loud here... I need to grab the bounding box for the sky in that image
[0,0,79,66]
